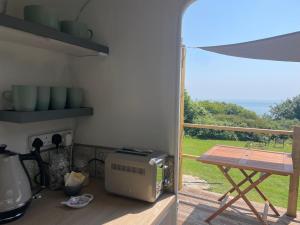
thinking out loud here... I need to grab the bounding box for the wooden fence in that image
[184,123,293,136]
[182,123,293,160]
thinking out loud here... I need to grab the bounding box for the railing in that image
[184,123,293,136]
[182,123,293,159]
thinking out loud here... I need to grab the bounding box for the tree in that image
[293,95,300,120]
[270,96,300,120]
[184,90,193,123]
[183,89,299,141]
[184,90,208,123]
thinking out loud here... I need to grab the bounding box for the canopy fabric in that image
[199,31,300,62]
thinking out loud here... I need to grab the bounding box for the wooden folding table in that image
[198,145,293,225]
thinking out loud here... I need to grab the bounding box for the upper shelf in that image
[0,14,109,56]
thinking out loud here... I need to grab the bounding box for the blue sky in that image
[182,0,300,101]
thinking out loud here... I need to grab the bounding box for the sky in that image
[182,0,300,101]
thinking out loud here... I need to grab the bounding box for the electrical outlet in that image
[28,129,73,151]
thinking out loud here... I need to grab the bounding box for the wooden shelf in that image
[0,14,109,56]
[0,108,93,123]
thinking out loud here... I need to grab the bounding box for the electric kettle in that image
[0,139,48,224]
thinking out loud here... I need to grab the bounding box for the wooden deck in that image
[178,185,300,225]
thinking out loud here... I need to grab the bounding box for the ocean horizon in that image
[226,99,280,115]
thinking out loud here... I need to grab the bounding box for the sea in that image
[220,99,280,115]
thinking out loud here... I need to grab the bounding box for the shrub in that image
[184,90,298,141]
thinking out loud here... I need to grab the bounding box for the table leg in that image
[205,166,271,225]
[221,167,268,225]
[218,171,257,202]
[240,169,280,217]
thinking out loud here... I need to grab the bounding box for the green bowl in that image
[24,5,60,30]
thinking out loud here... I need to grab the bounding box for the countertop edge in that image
[150,195,176,225]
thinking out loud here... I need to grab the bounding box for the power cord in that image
[88,158,105,164]
[75,0,92,21]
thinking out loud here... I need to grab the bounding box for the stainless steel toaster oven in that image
[105,148,168,202]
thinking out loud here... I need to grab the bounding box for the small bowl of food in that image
[64,184,83,196]
[64,171,86,196]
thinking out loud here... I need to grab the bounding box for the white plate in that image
[61,194,94,209]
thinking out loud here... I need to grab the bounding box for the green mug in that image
[60,21,93,39]
[37,86,50,111]
[50,87,67,110]
[67,88,84,108]
[24,5,60,30]
[3,85,37,111]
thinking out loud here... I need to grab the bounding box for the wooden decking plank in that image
[178,186,300,225]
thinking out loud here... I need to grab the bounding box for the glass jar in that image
[49,150,70,190]
[73,159,90,186]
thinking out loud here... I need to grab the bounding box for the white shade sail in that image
[199,31,300,62]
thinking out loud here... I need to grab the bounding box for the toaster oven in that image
[105,148,168,202]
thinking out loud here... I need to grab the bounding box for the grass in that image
[182,136,300,210]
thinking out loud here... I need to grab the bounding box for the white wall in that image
[0,41,75,153]
[1,0,193,157]
[0,1,77,153]
[70,0,189,155]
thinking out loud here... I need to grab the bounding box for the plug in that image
[32,138,43,152]
[52,134,62,149]
[0,144,7,151]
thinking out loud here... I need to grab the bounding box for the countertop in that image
[10,179,176,225]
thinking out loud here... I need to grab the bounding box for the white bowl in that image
[61,194,94,209]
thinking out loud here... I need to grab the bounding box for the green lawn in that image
[182,136,299,210]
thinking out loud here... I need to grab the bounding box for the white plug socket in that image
[28,129,73,151]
